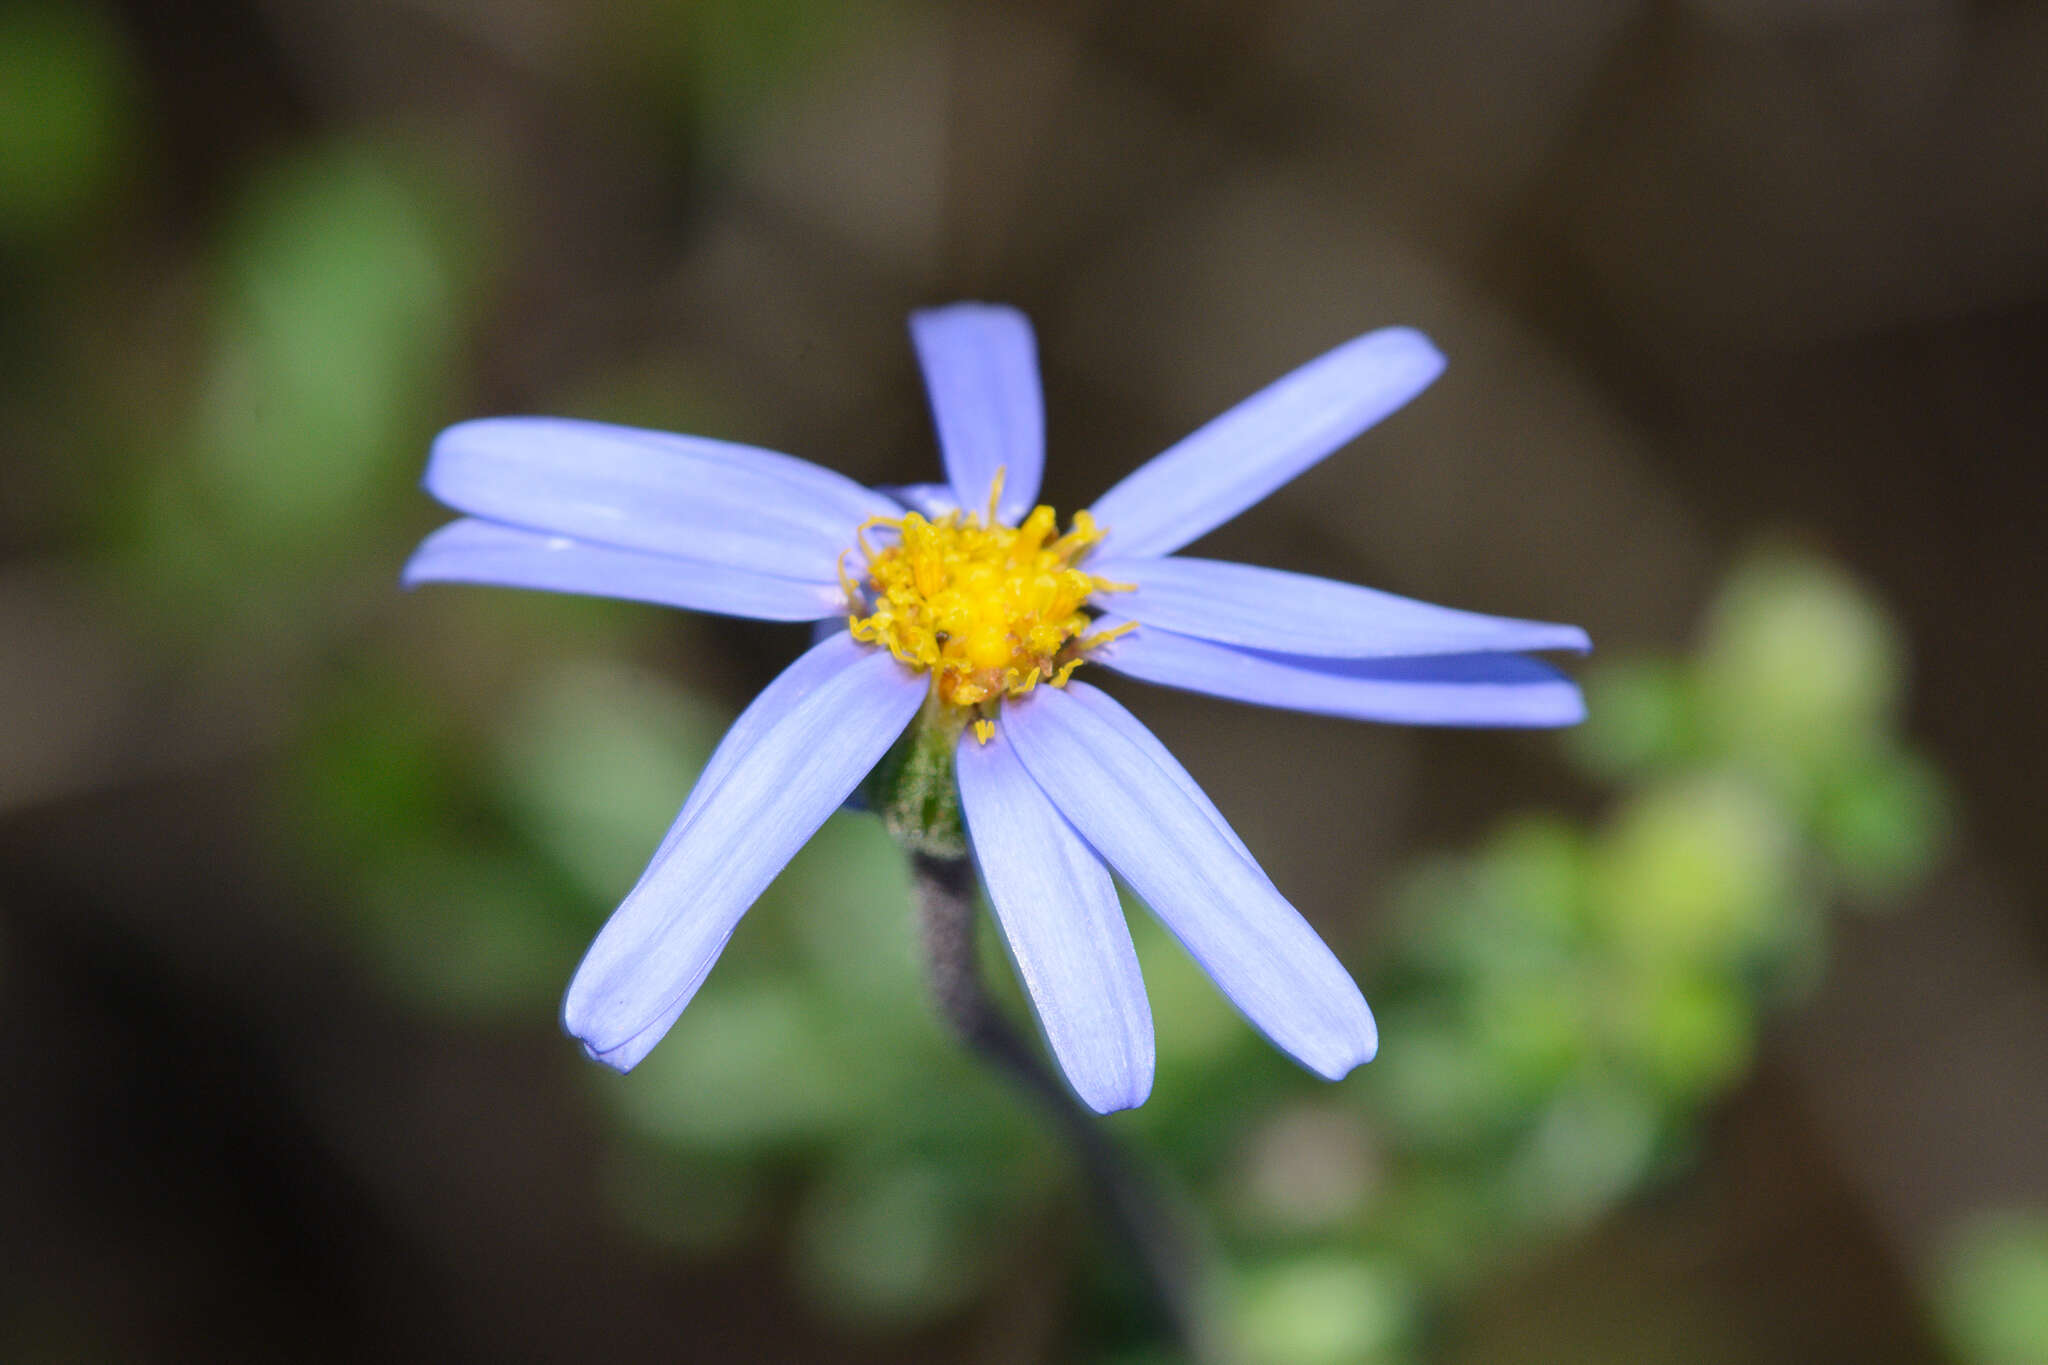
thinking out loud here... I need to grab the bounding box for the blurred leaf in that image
[0,1,134,243]
[1091,1351,1188,1365]
[1370,1017,1533,1150]
[192,138,478,547]
[1390,820,1588,996]
[358,845,582,1016]
[1502,1077,1659,1233]
[291,662,592,1015]
[296,666,463,852]
[793,1156,997,1325]
[1467,977,1589,1104]
[1696,545,1905,794]
[492,658,730,909]
[1569,656,1697,781]
[1129,906,1251,1084]
[1231,1255,1413,1365]
[775,811,922,1017]
[608,978,865,1152]
[1936,1212,2048,1365]
[1612,969,1755,1104]
[1815,748,1952,898]
[1478,817,1593,945]
[1590,775,1797,967]
[1375,1173,1498,1290]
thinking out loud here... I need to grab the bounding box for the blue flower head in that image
[405,305,1589,1113]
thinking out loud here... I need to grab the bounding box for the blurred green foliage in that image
[195,146,466,535]
[147,164,1953,1346]
[292,531,1953,1359]
[1350,549,1946,1307]
[108,135,489,637]
[1936,1213,2048,1365]
[1232,1255,1412,1365]
[23,17,1965,1352]
[0,1,135,245]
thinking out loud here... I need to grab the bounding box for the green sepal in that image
[862,694,969,859]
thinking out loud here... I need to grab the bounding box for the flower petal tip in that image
[1075,1049,1156,1115]
[1372,325,1448,381]
[1308,1026,1379,1083]
[911,299,1026,328]
[562,986,673,1073]
[1293,997,1378,1081]
[1078,1075,1155,1116]
[558,989,615,1055]
[578,1037,638,1075]
[420,418,488,502]
[396,538,445,591]
[1558,687,1590,727]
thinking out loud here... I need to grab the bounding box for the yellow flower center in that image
[845,479,1132,742]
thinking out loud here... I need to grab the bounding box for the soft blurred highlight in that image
[2,1,2043,1361]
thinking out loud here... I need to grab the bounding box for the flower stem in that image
[910,852,1210,1356]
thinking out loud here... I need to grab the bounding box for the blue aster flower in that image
[404,304,1588,1113]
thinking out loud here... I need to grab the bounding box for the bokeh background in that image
[4,0,2046,1360]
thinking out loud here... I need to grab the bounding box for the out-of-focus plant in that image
[12,1,1969,1359]
[1934,1211,2048,1365]
[300,533,1949,1362]
[107,134,489,645]
[56,44,1946,1352]
[0,0,136,248]
[1214,543,1947,1360]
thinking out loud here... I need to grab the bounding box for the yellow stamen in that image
[985,467,1006,525]
[847,480,1129,742]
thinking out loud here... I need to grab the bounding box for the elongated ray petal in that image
[1088,556,1590,659]
[562,636,924,1065]
[958,726,1154,1113]
[1089,327,1444,558]
[403,518,847,621]
[580,631,882,1073]
[1062,683,1255,865]
[910,304,1045,523]
[425,417,898,581]
[1005,683,1376,1079]
[1093,619,1586,726]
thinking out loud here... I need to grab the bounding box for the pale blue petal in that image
[562,635,924,1065]
[1062,683,1254,866]
[1088,327,1445,559]
[665,629,868,842]
[583,969,708,1072]
[579,631,866,1074]
[1004,682,1376,1080]
[1091,619,1587,727]
[403,518,848,622]
[880,482,962,519]
[910,304,1044,523]
[957,726,1153,1113]
[1087,556,1591,659]
[425,417,897,581]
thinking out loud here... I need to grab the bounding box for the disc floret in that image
[846,493,1131,739]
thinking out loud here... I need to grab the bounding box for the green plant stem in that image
[910,852,1210,1357]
